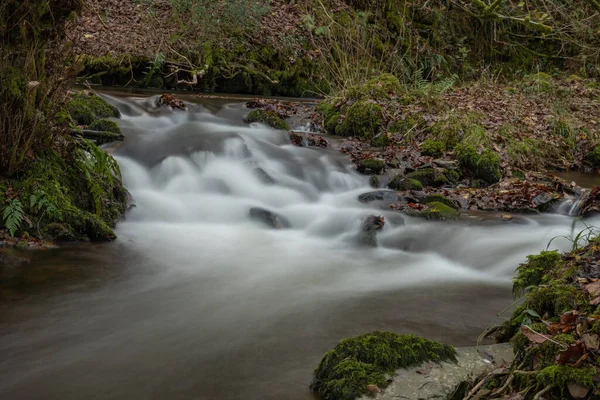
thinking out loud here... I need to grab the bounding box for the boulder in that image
[288,132,329,148]
[355,215,385,247]
[358,190,398,204]
[249,207,290,229]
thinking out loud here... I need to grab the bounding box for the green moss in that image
[66,92,120,126]
[586,144,600,168]
[424,194,458,210]
[523,72,554,93]
[389,118,418,136]
[244,110,289,130]
[405,168,448,187]
[310,331,456,400]
[346,73,401,101]
[454,143,501,184]
[336,101,384,138]
[536,366,596,393]
[429,112,483,149]
[13,145,126,242]
[421,139,445,157]
[444,169,460,183]
[357,158,386,174]
[88,119,122,134]
[326,113,341,134]
[513,250,561,297]
[524,284,590,318]
[409,201,459,220]
[388,176,423,191]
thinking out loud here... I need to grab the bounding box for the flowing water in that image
[1,93,600,400]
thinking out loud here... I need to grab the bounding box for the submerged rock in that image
[359,343,513,400]
[358,190,398,204]
[289,132,329,148]
[355,215,385,247]
[249,207,290,229]
[253,167,276,184]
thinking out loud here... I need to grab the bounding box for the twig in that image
[533,384,554,400]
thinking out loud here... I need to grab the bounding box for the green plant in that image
[2,198,24,237]
[421,139,445,157]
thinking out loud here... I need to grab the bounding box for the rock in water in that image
[158,94,186,110]
[288,132,329,148]
[355,215,385,247]
[358,190,398,203]
[249,207,291,229]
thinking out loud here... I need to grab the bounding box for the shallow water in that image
[1,93,598,400]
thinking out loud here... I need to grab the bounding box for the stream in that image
[1,92,600,400]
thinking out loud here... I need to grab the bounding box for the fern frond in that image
[3,199,24,237]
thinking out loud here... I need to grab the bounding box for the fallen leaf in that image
[581,333,600,350]
[521,325,548,344]
[556,342,585,365]
[585,281,600,297]
[568,382,590,399]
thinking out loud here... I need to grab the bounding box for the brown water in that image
[0,93,596,400]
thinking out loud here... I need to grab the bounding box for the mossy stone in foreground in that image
[311,331,456,400]
[335,101,383,138]
[512,250,561,297]
[244,110,289,130]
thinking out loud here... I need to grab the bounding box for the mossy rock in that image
[12,144,127,242]
[421,139,445,157]
[388,176,423,191]
[336,101,384,138]
[357,158,386,174]
[244,110,289,130]
[424,194,458,210]
[407,201,459,220]
[88,119,122,134]
[512,250,562,297]
[585,144,600,168]
[346,73,401,101]
[369,176,380,188]
[66,92,120,126]
[325,112,341,134]
[405,168,449,187]
[310,331,456,400]
[454,143,501,184]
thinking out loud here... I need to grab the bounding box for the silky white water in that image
[1,93,598,400]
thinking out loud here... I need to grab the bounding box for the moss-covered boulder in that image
[346,73,401,101]
[388,175,423,191]
[357,158,386,174]
[406,201,459,220]
[66,92,120,126]
[421,139,445,157]
[244,110,289,130]
[424,194,459,210]
[6,142,127,242]
[335,101,383,138]
[454,143,501,184]
[310,331,456,400]
[585,144,600,168]
[405,168,449,187]
[88,119,121,134]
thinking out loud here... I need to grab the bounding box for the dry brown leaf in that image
[521,326,548,344]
